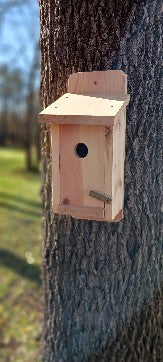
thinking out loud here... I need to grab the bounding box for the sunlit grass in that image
[0,147,42,361]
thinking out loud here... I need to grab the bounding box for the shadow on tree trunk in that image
[89,292,161,361]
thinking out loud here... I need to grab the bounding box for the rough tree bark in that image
[39,1,162,361]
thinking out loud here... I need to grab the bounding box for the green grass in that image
[0,147,42,361]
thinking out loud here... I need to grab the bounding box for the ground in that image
[0,147,42,361]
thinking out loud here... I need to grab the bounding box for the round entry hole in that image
[75,143,88,158]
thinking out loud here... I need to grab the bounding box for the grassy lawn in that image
[0,147,42,361]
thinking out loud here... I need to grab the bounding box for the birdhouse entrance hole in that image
[75,143,88,158]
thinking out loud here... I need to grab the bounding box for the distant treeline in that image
[0,65,41,170]
[0,113,26,146]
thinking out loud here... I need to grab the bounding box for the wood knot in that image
[62,198,70,205]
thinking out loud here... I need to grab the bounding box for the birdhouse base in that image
[58,205,123,222]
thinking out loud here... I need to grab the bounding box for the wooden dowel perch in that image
[89,190,112,203]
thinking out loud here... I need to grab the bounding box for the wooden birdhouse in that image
[39,70,130,222]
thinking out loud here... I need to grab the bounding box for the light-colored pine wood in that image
[111,209,124,222]
[59,124,84,206]
[42,70,129,222]
[59,205,105,220]
[112,111,126,218]
[58,205,123,222]
[79,125,105,207]
[68,70,127,95]
[59,124,105,208]
[39,92,129,126]
[51,124,60,213]
[104,126,113,220]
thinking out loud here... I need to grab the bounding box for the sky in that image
[0,0,40,78]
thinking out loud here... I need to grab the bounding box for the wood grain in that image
[59,124,105,209]
[79,125,105,208]
[104,125,113,220]
[49,70,128,221]
[112,111,126,218]
[51,124,59,213]
[59,205,105,220]
[39,92,130,126]
[68,70,127,95]
[59,124,84,206]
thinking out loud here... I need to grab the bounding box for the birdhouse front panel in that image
[52,124,106,220]
[59,124,105,208]
[39,70,130,222]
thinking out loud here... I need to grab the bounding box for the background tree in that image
[0,0,40,170]
[26,42,40,171]
[39,1,162,360]
[0,65,24,145]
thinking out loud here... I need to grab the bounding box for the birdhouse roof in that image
[38,92,130,126]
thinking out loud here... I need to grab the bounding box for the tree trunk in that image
[39,1,162,361]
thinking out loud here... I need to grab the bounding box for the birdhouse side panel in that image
[112,111,126,218]
[104,126,113,220]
